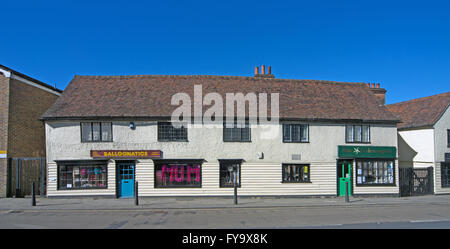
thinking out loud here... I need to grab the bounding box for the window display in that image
[58,161,107,190]
[355,159,394,185]
[282,164,310,183]
[154,162,202,188]
[219,161,241,188]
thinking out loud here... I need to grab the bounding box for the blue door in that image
[118,163,135,198]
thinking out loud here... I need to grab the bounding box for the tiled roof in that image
[41,75,399,123]
[387,92,450,129]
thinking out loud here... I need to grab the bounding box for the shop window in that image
[441,162,450,187]
[282,164,310,183]
[355,159,395,186]
[154,160,202,188]
[57,161,108,190]
[223,121,251,142]
[81,122,112,142]
[219,160,241,188]
[282,124,308,143]
[346,125,370,143]
[157,122,188,142]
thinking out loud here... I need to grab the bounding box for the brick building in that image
[0,65,62,197]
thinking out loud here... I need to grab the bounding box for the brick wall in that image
[7,78,60,158]
[0,74,10,197]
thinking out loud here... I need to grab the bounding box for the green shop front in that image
[337,146,398,197]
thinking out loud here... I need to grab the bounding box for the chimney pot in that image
[268,66,271,75]
[371,83,375,88]
[255,66,259,75]
[261,65,265,75]
[376,83,380,88]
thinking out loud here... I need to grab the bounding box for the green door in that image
[338,162,352,196]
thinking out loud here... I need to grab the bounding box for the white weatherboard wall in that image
[45,121,398,197]
[398,129,435,168]
[433,105,450,195]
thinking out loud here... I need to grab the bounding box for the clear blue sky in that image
[1,0,449,104]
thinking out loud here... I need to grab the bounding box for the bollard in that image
[31,181,36,206]
[234,171,238,205]
[345,181,350,203]
[135,181,139,206]
[15,160,21,198]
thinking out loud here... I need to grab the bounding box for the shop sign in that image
[0,150,6,159]
[338,146,396,158]
[91,150,161,159]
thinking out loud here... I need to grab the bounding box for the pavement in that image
[1,194,450,211]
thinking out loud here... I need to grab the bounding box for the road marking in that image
[410,219,450,223]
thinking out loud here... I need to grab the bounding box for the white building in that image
[388,92,450,195]
[41,69,400,198]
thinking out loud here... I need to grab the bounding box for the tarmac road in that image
[1,201,450,229]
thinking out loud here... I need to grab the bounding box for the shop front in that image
[90,150,161,198]
[337,146,397,196]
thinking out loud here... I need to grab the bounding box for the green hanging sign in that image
[338,146,396,158]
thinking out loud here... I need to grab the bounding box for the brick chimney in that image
[367,82,386,105]
[254,65,275,78]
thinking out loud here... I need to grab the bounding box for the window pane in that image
[362,125,370,142]
[448,130,450,146]
[223,126,232,141]
[241,125,250,141]
[354,125,362,142]
[301,125,308,142]
[283,125,291,142]
[92,122,101,141]
[443,163,450,187]
[232,127,241,141]
[291,125,301,142]
[101,122,112,141]
[346,125,354,142]
[81,123,92,142]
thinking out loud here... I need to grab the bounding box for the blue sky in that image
[1,0,449,104]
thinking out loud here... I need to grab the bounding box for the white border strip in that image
[10,74,61,96]
[0,68,11,77]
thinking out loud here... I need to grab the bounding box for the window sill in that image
[223,141,252,143]
[81,141,113,143]
[345,142,371,144]
[57,187,108,191]
[281,181,312,184]
[157,140,189,142]
[282,141,309,143]
[154,186,202,188]
[355,184,396,187]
